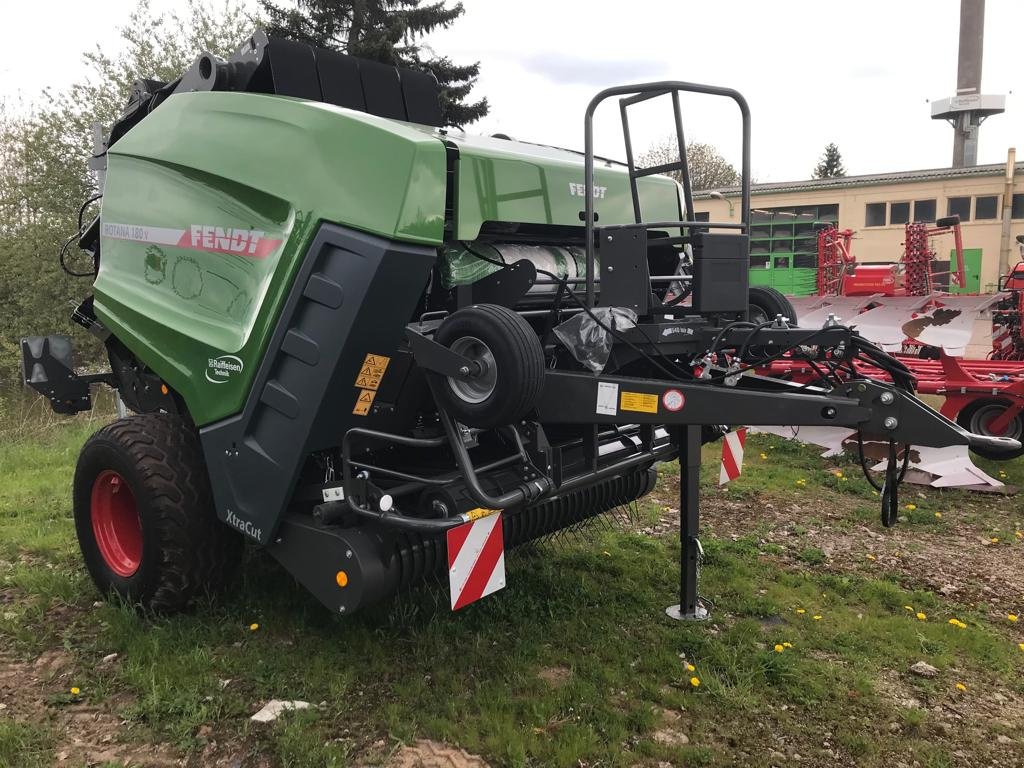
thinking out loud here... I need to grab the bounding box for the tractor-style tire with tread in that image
[73,412,241,613]
[748,286,798,326]
[956,397,1024,461]
[431,303,545,429]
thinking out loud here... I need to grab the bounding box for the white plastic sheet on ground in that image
[869,444,1002,488]
[748,425,1002,488]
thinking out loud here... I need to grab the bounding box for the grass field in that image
[0,407,1022,768]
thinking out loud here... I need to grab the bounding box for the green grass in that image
[0,415,1022,767]
[0,720,52,768]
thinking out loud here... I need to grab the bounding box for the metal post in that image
[666,424,709,621]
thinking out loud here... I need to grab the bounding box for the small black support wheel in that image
[956,398,1024,461]
[73,412,241,613]
[748,286,798,326]
[432,303,545,429]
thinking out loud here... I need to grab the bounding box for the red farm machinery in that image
[764,222,1024,460]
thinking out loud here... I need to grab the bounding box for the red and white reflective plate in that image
[446,512,506,611]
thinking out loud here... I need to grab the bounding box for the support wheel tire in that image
[73,412,241,613]
[749,286,798,326]
[432,304,545,429]
[956,398,1024,461]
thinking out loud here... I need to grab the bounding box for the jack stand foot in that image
[665,600,710,622]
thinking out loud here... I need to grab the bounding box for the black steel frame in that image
[583,81,752,308]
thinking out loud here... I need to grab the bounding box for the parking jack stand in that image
[666,425,710,621]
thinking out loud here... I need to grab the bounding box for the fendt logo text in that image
[568,182,608,199]
[189,225,267,256]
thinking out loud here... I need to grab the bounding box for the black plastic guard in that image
[21,335,92,414]
[200,224,436,545]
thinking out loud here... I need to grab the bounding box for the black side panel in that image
[400,69,443,126]
[200,225,436,545]
[315,48,367,110]
[359,60,407,121]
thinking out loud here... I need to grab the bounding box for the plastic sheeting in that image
[553,307,637,373]
[439,242,597,291]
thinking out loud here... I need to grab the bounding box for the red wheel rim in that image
[91,470,142,577]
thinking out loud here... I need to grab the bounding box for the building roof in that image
[694,161,1024,199]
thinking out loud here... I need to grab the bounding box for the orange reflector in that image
[335,570,349,588]
[160,384,169,395]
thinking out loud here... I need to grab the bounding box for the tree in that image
[813,143,846,179]
[638,137,740,192]
[261,0,487,126]
[0,0,253,385]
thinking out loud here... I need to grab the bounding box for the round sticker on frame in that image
[662,389,685,412]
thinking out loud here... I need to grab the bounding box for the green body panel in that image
[94,92,448,425]
[448,133,682,240]
[93,92,684,427]
[948,248,982,293]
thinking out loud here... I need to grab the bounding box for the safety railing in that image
[583,81,753,307]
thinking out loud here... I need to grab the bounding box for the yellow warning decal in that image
[352,388,377,416]
[354,353,390,391]
[620,391,658,414]
[466,507,501,521]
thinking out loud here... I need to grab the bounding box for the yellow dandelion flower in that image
[689,676,701,688]
[1008,614,1019,623]
[70,687,80,696]
[904,605,914,612]
[783,642,793,648]
[1016,531,1023,539]
[916,612,927,621]
[935,512,943,518]
[760,453,768,460]
[956,621,967,629]
[249,623,260,631]
[796,608,806,614]
[905,503,917,511]
[685,663,695,672]
[1018,643,1024,651]
[948,618,959,625]
[955,682,967,692]
[774,644,784,653]
[813,615,823,620]
[866,554,876,561]
[991,537,1000,544]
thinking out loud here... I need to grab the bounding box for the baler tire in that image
[73,412,241,613]
[956,398,1024,461]
[749,286,798,326]
[432,304,545,429]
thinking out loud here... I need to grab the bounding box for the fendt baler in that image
[22,31,1020,617]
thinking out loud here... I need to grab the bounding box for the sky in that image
[2,0,1021,183]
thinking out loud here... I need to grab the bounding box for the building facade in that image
[694,157,1024,295]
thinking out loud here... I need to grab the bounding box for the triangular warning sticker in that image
[365,356,377,366]
[359,391,373,402]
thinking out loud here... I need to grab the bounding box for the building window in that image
[974,195,998,220]
[693,211,710,222]
[889,201,911,225]
[947,196,971,221]
[1013,194,1024,220]
[865,202,886,227]
[913,199,936,223]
